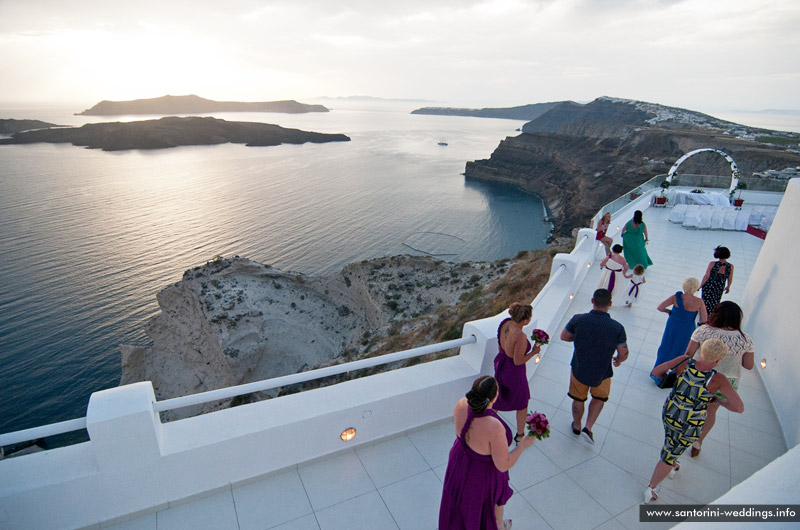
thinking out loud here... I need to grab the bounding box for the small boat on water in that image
[437,137,448,146]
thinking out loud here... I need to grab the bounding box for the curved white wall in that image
[741,177,800,448]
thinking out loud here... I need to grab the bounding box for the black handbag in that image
[657,357,690,389]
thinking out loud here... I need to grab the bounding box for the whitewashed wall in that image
[741,177,800,448]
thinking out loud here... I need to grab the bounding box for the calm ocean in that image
[0,103,550,438]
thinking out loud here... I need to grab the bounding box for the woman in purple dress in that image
[439,376,536,530]
[493,303,541,442]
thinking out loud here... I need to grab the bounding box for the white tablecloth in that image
[667,190,731,206]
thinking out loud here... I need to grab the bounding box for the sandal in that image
[503,519,513,530]
[514,433,524,446]
[690,441,701,458]
[644,486,658,503]
[668,462,680,479]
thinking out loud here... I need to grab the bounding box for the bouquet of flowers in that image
[525,411,550,440]
[530,328,549,345]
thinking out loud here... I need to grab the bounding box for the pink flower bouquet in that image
[530,328,549,345]
[525,411,550,440]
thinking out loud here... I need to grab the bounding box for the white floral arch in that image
[667,148,740,195]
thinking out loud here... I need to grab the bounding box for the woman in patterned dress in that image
[646,339,743,502]
[700,246,733,317]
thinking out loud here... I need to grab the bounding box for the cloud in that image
[0,0,797,110]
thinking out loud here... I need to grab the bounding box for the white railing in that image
[154,335,476,413]
[0,336,477,448]
[0,418,88,449]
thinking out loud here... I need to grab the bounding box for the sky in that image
[1,0,799,114]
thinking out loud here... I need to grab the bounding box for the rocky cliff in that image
[120,249,560,419]
[466,97,800,236]
[0,116,350,151]
[77,94,329,116]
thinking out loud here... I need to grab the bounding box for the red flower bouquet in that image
[531,328,549,345]
[525,411,550,440]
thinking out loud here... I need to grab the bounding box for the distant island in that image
[411,102,566,121]
[0,119,62,135]
[76,95,330,116]
[0,116,350,151]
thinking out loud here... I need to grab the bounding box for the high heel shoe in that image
[503,519,513,530]
[690,441,701,457]
[644,486,658,503]
[668,462,680,479]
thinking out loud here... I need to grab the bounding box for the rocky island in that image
[0,118,63,135]
[0,116,350,151]
[120,248,563,419]
[77,94,329,116]
[411,102,565,121]
[465,96,800,236]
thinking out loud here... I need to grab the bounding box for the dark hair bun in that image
[466,376,498,413]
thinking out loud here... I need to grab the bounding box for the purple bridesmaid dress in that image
[493,318,532,411]
[438,407,514,530]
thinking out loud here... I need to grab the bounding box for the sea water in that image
[0,103,550,437]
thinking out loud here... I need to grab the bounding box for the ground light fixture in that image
[340,427,356,442]
[760,359,767,369]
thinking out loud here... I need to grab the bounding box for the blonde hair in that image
[700,338,728,363]
[682,277,700,295]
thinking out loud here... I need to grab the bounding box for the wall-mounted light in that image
[340,427,356,442]
[569,293,574,300]
[760,359,767,370]
[587,263,591,269]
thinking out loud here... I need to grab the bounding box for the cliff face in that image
[121,252,555,418]
[467,97,800,236]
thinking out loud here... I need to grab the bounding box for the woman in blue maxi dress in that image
[651,278,707,385]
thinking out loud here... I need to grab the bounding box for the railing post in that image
[461,318,498,374]
[86,382,163,471]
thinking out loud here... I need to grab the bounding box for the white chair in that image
[682,205,702,228]
[723,209,738,230]
[697,207,713,229]
[734,208,751,231]
[710,207,726,230]
[669,204,688,224]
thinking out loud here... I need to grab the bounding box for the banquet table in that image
[667,190,730,206]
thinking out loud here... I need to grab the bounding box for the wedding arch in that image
[666,148,740,195]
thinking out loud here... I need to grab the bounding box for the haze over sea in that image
[0,101,550,439]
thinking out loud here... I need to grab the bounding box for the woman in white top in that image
[684,301,754,457]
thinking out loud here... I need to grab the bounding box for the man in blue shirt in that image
[561,288,628,444]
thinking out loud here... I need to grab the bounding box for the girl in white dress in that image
[624,264,646,307]
[598,244,629,302]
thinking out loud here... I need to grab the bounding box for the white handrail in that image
[154,335,477,412]
[0,417,87,449]
[0,336,478,447]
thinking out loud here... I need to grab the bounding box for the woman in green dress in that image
[621,210,653,269]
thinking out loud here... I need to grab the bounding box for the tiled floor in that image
[102,206,787,530]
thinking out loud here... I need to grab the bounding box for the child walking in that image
[624,264,646,307]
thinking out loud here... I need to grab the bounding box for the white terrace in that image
[1,180,799,530]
